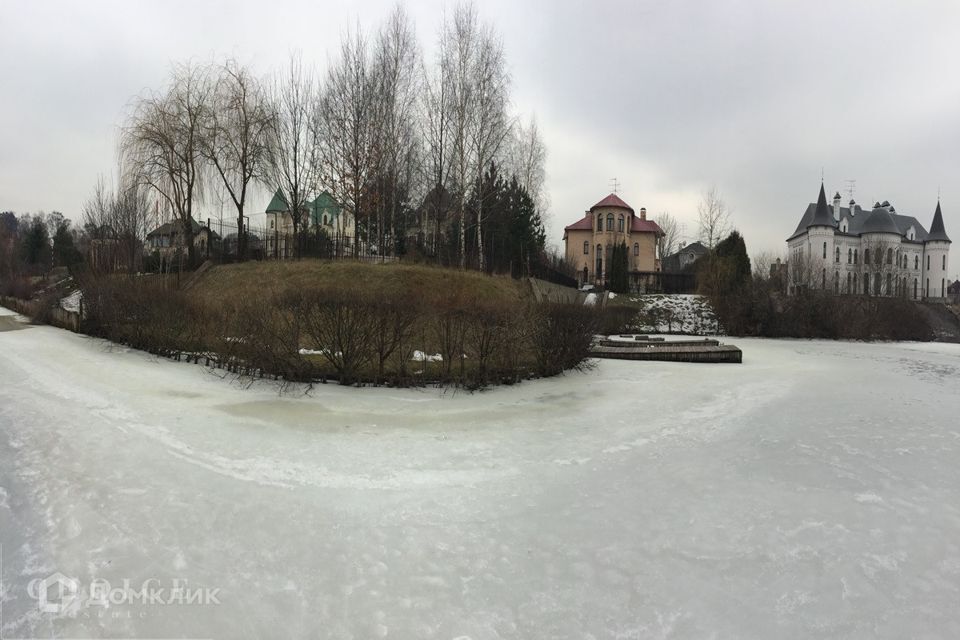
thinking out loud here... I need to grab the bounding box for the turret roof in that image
[927,201,951,242]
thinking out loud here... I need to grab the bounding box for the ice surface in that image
[2,310,960,638]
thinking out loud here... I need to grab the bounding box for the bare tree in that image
[82,168,153,273]
[203,59,272,260]
[655,211,680,260]
[371,6,421,257]
[697,185,731,250]
[421,12,454,258]
[445,3,480,268]
[123,63,211,267]
[265,53,315,259]
[469,21,510,272]
[509,115,548,217]
[317,26,380,256]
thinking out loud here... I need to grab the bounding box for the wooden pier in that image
[590,336,742,363]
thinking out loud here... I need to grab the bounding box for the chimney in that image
[640,207,647,221]
[849,199,856,216]
[833,192,841,221]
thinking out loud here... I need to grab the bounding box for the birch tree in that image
[469,23,510,272]
[444,3,480,268]
[371,6,421,256]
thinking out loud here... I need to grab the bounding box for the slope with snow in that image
[2,305,960,638]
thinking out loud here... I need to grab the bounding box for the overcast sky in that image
[1,0,958,265]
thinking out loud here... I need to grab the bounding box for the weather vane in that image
[609,178,620,194]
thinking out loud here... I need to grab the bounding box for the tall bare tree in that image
[317,27,379,255]
[655,211,680,259]
[371,6,421,257]
[122,63,211,267]
[509,115,548,217]
[265,53,315,259]
[445,3,480,268]
[203,60,272,260]
[469,22,510,272]
[698,185,731,250]
[421,13,454,258]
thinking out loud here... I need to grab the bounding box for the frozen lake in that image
[2,306,960,639]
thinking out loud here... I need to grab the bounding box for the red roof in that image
[563,213,663,235]
[632,218,662,234]
[563,215,594,232]
[590,193,634,213]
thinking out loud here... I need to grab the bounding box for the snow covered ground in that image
[630,294,720,335]
[3,304,960,638]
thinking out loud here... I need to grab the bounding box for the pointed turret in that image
[808,182,834,227]
[927,201,951,242]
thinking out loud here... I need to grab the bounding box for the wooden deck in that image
[590,336,742,363]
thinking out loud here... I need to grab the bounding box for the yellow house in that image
[563,193,662,289]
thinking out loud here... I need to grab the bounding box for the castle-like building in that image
[786,183,951,300]
[563,193,662,289]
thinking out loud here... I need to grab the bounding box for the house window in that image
[834,271,839,293]
[847,248,852,264]
[914,279,918,299]
[823,242,827,259]
[270,219,275,230]
[606,214,614,231]
[822,268,826,288]
[597,215,603,232]
[886,248,892,265]
[944,255,947,270]
[846,272,851,293]
[853,273,858,293]
[835,246,840,263]
[864,273,870,294]
[864,248,869,264]
[915,255,919,270]
[633,243,639,257]
[583,240,589,255]
[886,273,892,295]
[926,278,930,297]
[875,275,881,296]
[927,255,930,270]
[854,249,858,264]
[618,215,624,232]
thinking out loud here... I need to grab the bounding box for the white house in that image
[786,183,951,301]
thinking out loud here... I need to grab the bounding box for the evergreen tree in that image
[608,241,629,293]
[52,219,82,267]
[20,214,51,268]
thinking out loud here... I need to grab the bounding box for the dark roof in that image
[590,193,634,214]
[928,201,951,242]
[948,280,960,295]
[810,183,833,227]
[860,207,901,235]
[147,219,205,238]
[661,241,709,273]
[788,189,936,242]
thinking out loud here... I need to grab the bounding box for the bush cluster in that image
[79,274,606,388]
